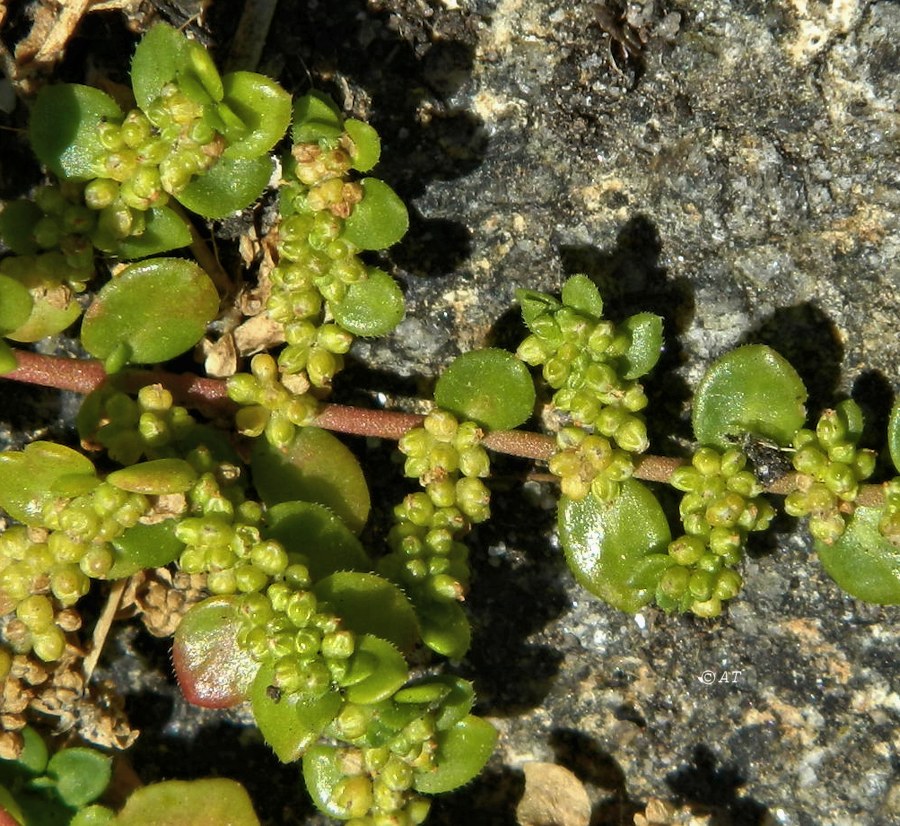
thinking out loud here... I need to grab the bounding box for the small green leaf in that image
[341,178,408,251]
[619,312,664,380]
[109,206,191,258]
[815,506,900,604]
[558,479,673,612]
[176,155,273,218]
[173,597,261,708]
[0,341,15,375]
[395,675,475,731]
[344,119,381,172]
[220,72,291,159]
[314,572,419,652]
[115,779,260,826]
[0,200,42,254]
[0,788,24,826]
[264,501,372,580]
[516,289,561,331]
[330,268,405,337]
[0,275,33,335]
[187,39,224,102]
[106,458,197,494]
[69,805,116,826]
[251,428,370,534]
[16,727,49,775]
[81,258,219,366]
[692,344,807,449]
[292,93,344,143]
[131,23,191,112]
[416,599,471,660]
[0,442,95,525]
[413,715,497,794]
[888,402,900,475]
[434,348,536,431]
[1,273,81,343]
[108,520,185,579]
[30,84,123,180]
[561,274,603,318]
[46,748,111,808]
[250,662,342,763]
[343,635,409,704]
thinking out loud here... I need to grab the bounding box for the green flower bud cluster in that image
[516,305,650,456]
[326,729,434,826]
[0,479,154,661]
[878,478,900,546]
[82,384,197,465]
[783,401,876,544]
[380,410,489,603]
[174,448,283,596]
[237,575,354,697]
[657,447,775,617]
[86,88,224,248]
[548,425,636,502]
[226,353,319,448]
[0,184,96,286]
[261,137,366,393]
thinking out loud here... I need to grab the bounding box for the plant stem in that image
[0,348,887,504]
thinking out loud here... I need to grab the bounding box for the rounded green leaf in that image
[250,662,342,764]
[620,312,664,380]
[29,84,123,180]
[0,442,96,525]
[17,726,49,775]
[313,572,419,652]
[220,72,291,159]
[394,675,475,731]
[69,805,115,826]
[0,200,42,254]
[173,596,261,708]
[115,779,260,826]
[176,155,273,219]
[2,275,81,343]
[434,348,536,431]
[0,342,15,375]
[558,479,673,613]
[692,344,807,449]
[815,506,900,604]
[109,206,191,259]
[342,634,409,704]
[416,599,471,660]
[888,402,900,475]
[0,275,33,335]
[264,501,372,580]
[81,258,219,366]
[341,178,408,251]
[251,427,370,534]
[46,748,111,808]
[344,119,381,172]
[413,715,497,794]
[108,520,185,579]
[330,268,404,337]
[130,23,190,112]
[292,92,344,144]
[561,274,603,318]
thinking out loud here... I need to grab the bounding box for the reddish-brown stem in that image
[0,348,888,504]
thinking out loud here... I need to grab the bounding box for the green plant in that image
[0,20,897,826]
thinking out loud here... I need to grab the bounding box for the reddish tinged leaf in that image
[173,597,260,708]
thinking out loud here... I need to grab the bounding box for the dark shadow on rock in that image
[851,370,895,459]
[558,215,696,451]
[428,765,525,826]
[740,303,843,422]
[391,208,474,278]
[462,461,569,716]
[666,745,770,826]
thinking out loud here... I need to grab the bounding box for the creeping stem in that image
[1,348,885,505]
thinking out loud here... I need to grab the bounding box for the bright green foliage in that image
[434,349,535,431]
[114,779,260,826]
[81,258,219,369]
[330,268,405,337]
[692,344,807,449]
[815,504,900,603]
[783,400,876,544]
[558,479,672,613]
[888,402,900,474]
